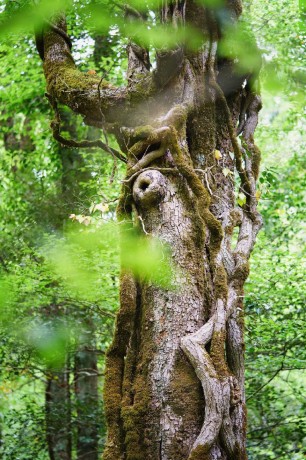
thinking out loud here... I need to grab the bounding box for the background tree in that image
[0,5,120,458]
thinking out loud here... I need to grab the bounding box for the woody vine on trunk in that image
[36,1,263,459]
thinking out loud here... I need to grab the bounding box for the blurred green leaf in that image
[0,0,73,36]
[25,320,69,368]
[218,22,262,74]
[196,0,225,8]
[45,223,174,293]
[120,226,173,287]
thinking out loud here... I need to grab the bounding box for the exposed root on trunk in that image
[178,77,262,459]
[181,291,244,460]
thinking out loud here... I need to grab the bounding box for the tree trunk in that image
[46,369,71,460]
[103,3,262,460]
[38,1,263,459]
[74,338,99,460]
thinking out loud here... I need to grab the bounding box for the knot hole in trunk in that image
[133,170,166,208]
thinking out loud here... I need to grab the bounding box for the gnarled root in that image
[181,293,246,460]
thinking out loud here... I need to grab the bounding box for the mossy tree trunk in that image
[39,1,262,459]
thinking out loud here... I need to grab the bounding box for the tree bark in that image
[46,369,71,460]
[74,337,99,460]
[38,2,263,459]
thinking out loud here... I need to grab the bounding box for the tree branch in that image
[44,91,127,162]
[40,15,131,128]
[50,113,127,163]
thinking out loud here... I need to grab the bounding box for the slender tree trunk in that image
[38,1,263,459]
[74,335,99,460]
[46,368,71,460]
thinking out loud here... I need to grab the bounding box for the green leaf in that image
[237,192,246,206]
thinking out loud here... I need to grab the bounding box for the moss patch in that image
[210,331,230,378]
[188,444,210,460]
[102,272,137,460]
[167,353,205,458]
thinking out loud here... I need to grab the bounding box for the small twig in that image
[52,120,127,162]
[204,171,213,196]
[246,361,285,401]
[138,215,149,235]
[111,0,144,19]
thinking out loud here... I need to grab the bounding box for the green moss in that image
[116,278,156,459]
[167,355,204,458]
[234,258,250,283]
[214,265,228,300]
[188,444,210,460]
[44,59,110,97]
[251,143,261,180]
[102,272,137,460]
[132,125,156,140]
[117,179,133,222]
[210,330,229,378]
[121,371,151,460]
[102,354,125,460]
[165,104,188,128]
[120,296,151,458]
[170,355,204,417]
[187,101,217,169]
[128,73,155,104]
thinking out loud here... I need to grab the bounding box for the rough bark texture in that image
[38,1,263,459]
[46,369,71,460]
[74,346,99,460]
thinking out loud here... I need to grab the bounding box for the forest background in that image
[0,0,305,459]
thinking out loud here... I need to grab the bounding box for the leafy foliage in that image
[244,2,306,454]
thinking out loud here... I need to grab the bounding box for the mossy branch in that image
[46,93,127,163]
[211,80,253,209]
[39,15,131,128]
